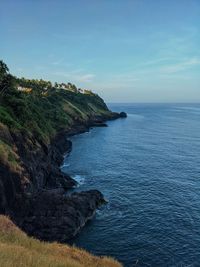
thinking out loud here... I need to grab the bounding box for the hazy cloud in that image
[160,57,200,74]
[53,70,95,83]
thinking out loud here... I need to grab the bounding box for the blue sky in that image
[1,0,200,102]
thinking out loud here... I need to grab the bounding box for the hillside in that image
[0,60,122,216]
[0,60,125,265]
[0,65,116,145]
[0,215,122,267]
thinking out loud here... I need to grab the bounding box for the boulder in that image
[119,112,127,118]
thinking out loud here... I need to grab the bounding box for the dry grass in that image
[0,216,122,267]
[0,141,22,173]
[63,100,88,120]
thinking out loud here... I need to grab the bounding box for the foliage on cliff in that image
[0,61,122,266]
[0,215,122,267]
[0,60,111,144]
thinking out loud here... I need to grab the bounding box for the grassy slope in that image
[0,216,122,267]
[0,88,111,142]
[0,88,112,172]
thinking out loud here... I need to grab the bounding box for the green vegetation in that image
[0,215,122,267]
[0,140,21,173]
[0,60,110,144]
[0,61,122,266]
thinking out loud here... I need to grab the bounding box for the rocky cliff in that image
[0,64,126,242]
[1,114,120,242]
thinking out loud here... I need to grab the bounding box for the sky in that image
[0,0,200,103]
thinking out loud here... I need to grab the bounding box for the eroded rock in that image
[21,189,105,242]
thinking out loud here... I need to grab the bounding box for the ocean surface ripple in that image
[62,103,200,267]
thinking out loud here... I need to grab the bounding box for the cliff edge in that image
[0,215,122,267]
[0,61,126,243]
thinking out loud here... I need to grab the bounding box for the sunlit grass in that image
[0,216,122,267]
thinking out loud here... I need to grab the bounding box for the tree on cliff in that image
[0,60,15,97]
[0,60,9,78]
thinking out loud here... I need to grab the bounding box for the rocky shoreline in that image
[3,112,126,242]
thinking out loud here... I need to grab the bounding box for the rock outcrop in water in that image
[21,189,105,242]
[119,112,127,118]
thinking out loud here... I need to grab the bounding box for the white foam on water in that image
[61,162,70,168]
[72,174,85,185]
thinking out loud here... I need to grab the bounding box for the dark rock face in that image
[20,189,105,242]
[9,128,106,241]
[0,112,123,242]
[91,122,108,127]
[0,164,21,214]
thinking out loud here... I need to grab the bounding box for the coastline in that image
[0,59,126,265]
[11,112,126,242]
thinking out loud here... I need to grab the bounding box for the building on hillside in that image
[17,86,32,93]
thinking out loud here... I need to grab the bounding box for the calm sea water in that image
[62,103,200,267]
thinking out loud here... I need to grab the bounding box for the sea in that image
[61,103,200,267]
